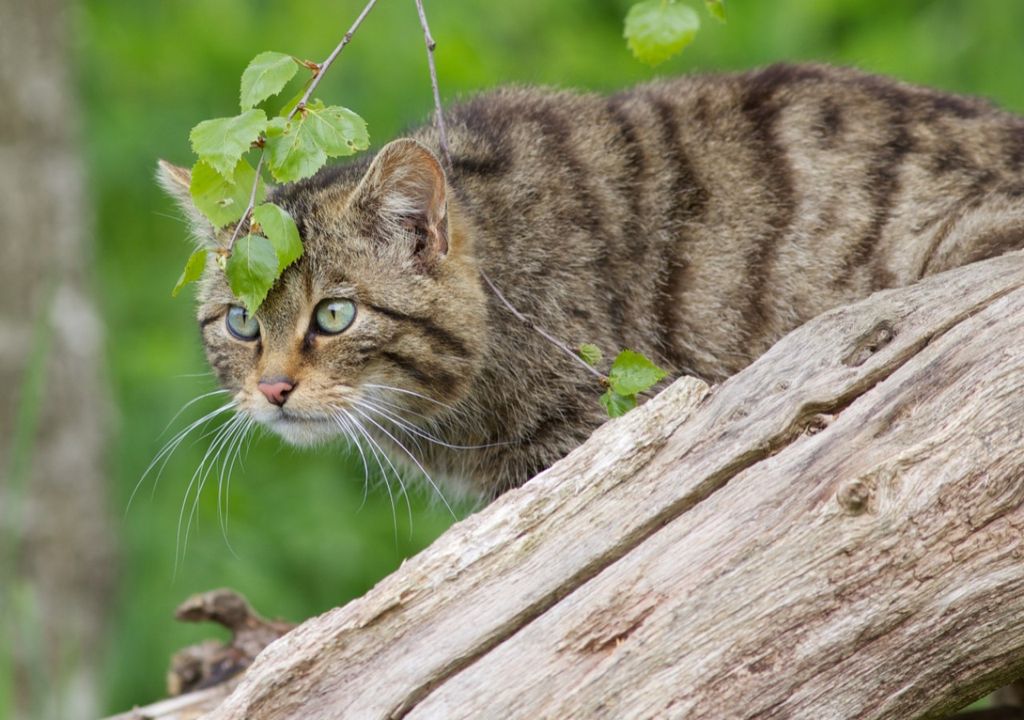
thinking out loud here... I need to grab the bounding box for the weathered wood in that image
[115,251,1024,719]
[103,686,232,720]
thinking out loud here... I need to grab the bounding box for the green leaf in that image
[600,389,636,418]
[277,87,308,118]
[172,249,207,297]
[240,51,299,110]
[225,234,279,313]
[705,0,726,22]
[578,343,603,367]
[608,349,668,396]
[252,203,303,271]
[189,159,265,227]
[265,101,370,182]
[305,101,370,157]
[265,116,290,137]
[264,113,325,183]
[624,0,700,66]
[189,109,267,180]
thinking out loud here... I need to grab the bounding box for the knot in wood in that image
[837,478,873,515]
[804,413,832,435]
[843,320,896,367]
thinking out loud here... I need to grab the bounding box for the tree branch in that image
[480,269,607,383]
[109,251,1024,720]
[413,0,452,170]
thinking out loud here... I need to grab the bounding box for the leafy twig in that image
[413,0,452,170]
[480,270,606,382]
[226,0,381,251]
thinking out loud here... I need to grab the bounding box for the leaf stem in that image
[480,270,606,383]
[413,0,452,170]
[226,0,381,252]
[227,151,265,252]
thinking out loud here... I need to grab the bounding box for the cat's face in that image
[161,140,488,447]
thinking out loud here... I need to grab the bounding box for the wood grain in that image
[110,251,1024,719]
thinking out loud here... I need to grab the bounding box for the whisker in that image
[363,383,460,414]
[173,370,217,380]
[343,411,403,542]
[127,400,237,514]
[160,388,232,437]
[331,410,372,511]
[360,397,508,450]
[176,413,243,573]
[352,407,456,520]
[217,415,252,557]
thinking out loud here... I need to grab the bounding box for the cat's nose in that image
[257,378,295,407]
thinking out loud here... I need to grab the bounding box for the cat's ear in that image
[155,160,217,248]
[351,139,449,262]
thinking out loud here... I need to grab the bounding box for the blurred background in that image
[2,0,1024,717]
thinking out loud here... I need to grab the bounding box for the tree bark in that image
[0,0,114,717]
[110,251,1024,719]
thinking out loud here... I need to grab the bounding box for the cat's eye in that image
[225,305,260,340]
[314,298,356,335]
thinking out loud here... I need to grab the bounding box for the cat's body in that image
[162,63,1024,498]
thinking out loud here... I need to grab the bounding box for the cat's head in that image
[158,139,488,446]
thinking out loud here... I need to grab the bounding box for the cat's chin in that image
[262,415,340,447]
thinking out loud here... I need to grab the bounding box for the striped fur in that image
[163,63,1024,498]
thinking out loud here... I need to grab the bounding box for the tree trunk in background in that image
[0,0,115,718]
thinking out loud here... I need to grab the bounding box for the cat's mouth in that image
[258,408,340,447]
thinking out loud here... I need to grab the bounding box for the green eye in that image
[226,305,260,340]
[314,298,356,334]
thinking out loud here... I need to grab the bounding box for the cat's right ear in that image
[348,139,449,267]
[155,160,216,247]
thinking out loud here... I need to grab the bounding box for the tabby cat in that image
[159,63,1024,500]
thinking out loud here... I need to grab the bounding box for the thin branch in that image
[226,0,381,252]
[293,0,380,117]
[227,152,265,253]
[480,270,606,383]
[413,0,452,170]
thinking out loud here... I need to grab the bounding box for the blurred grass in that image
[72,0,1024,713]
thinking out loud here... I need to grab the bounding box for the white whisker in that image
[127,400,237,514]
[160,388,232,436]
[217,415,253,557]
[363,383,460,414]
[360,397,507,450]
[331,409,372,511]
[343,411,405,541]
[352,407,456,520]
[176,413,244,573]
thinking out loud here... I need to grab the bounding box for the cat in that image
[159,62,1024,500]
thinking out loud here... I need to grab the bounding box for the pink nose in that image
[257,378,295,407]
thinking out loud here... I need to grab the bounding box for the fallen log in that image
[111,251,1024,719]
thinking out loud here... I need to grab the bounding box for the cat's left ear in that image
[351,138,449,261]
[155,160,217,248]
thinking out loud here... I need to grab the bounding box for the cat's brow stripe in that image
[366,302,471,358]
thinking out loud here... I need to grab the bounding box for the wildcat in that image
[159,63,1024,500]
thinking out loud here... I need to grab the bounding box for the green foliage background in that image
[69,0,1024,712]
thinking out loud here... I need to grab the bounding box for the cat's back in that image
[416,64,1024,380]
